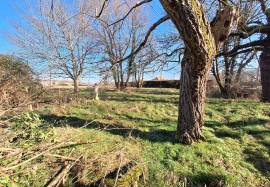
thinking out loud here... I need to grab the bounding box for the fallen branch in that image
[45,153,78,161]
[1,141,100,171]
[45,155,83,187]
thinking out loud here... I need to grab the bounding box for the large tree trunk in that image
[177,52,212,144]
[160,0,238,144]
[259,45,270,102]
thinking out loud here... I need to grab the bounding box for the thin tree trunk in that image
[73,78,80,93]
[119,62,125,90]
[94,84,99,100]
[222,40,235,98]
[212,61,226,95]
[223,73,233,98]
[223,56,233,98]
[259,45,270,102]
[112,66,120,90]
[140,73,144,88]
[113,76,119,90]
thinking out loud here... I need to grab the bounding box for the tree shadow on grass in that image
[41,114,176,143]
[205,119,270,178]
[100,88,179,96]
[260,140,270,154]
[228,118,269,129]
[100,93,177,104]
[118,114,177,125]
[134,89,179,96]
[186,172,228,187]
[104,96,176,104]
[204,121,243,140]
[205,119,270,140]
[205,118,269,129]
[214,129,243,139]
[244,148,270,178]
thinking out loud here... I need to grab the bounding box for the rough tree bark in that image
[258,2,270,103]
[223,49,234,98]
[159,0,239,144]
[259,44,270,102]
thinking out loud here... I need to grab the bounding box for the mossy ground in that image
[2,88,270,186]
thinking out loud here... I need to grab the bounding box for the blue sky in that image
[0,0,180,83]
[0,1,18,54]
[1,1,258,83]
[0,0,170,53]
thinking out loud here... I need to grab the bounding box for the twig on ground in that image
[1,141,100,171]
[114,150,124,187]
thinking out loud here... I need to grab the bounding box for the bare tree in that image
[133,42,158,88]
[223,0,270,102]
[94,2,159,90]
[9,0,98,92]
[213,36,256,98]
[94,0,239,144]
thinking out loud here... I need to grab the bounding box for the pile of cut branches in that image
[0,113,146,186]
[0,55,43,117]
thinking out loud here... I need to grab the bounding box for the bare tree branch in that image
[114,15,170,64]
[109,0,153,26]
[96,0,109,18]
[218,38,270,56]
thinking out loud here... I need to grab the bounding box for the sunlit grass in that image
[43,88,270,186]
[3,88,270,186]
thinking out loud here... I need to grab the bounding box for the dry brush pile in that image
[0,55,43,117]
[0,112,146,186]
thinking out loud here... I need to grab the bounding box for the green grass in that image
[2,88,270,186]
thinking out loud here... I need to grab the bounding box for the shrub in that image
[11,112,54,147]
[0,55,43,115]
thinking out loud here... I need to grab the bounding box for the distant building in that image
[152,76,165,81]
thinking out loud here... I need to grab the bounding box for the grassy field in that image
[1,88,270,186]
